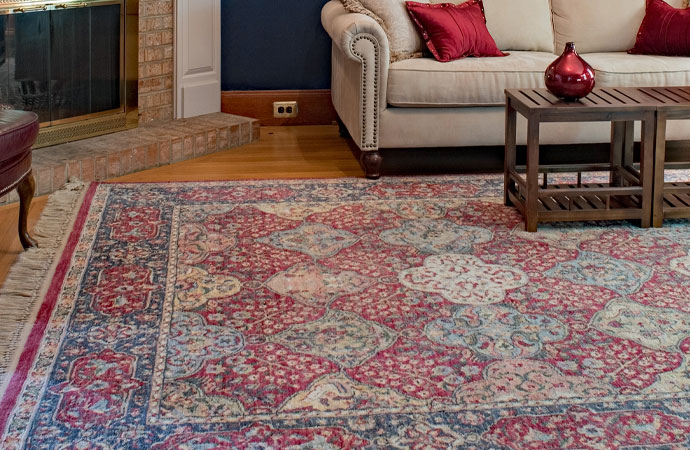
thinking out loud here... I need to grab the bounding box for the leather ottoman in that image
[0,110,39,249]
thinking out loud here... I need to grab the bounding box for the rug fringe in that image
[0,181,86,386]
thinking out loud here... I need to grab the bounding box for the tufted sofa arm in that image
[322,1,389,168]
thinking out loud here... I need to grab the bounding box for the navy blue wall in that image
[221,0,332,91]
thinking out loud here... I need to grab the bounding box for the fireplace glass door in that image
[0,2,122,125]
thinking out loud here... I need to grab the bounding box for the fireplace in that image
[0,0,138,148]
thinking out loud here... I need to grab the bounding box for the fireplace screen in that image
[0,0,138,147]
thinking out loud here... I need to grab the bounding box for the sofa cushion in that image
[387,51,554,106]
[339,0,556,61]
[629,0,690,56]
[481,0,553,52]
[340,0,426,61]
[407,0,506,62]
[551,0,687,54]
[584,52,690,87]
[428,0,554,52]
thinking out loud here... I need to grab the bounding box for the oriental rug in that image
[2,176,690,449]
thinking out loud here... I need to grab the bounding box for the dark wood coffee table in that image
[651,87,690,227]
[505,87,657,232]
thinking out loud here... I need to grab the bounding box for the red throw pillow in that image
[629,0,690,56]
[406,0,507,62]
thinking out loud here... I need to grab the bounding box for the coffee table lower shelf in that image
[660,182,690,219]
[506,174,646,224]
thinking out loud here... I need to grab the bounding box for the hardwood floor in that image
[112,125,363,182]
[0,196,48,287]
[0,125,364,286]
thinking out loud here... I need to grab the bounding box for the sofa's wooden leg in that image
[361,151,382,180]
[337,117,350,139]
[17,171,37,250]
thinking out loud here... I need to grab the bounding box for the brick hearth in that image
[0,113,259,205]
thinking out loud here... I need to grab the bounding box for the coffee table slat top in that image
[505,87,687,117]
[643,87,690,116]
[640,86,690,107]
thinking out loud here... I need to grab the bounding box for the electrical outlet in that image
[273,101,298,118]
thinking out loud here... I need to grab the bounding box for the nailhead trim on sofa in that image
[351,34,380,150]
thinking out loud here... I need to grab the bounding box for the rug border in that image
[98,174,502,187]
[0,182,98,434]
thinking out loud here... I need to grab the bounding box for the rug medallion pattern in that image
[3,176,690,448]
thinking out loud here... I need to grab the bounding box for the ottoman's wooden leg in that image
[361,151,382,180]
[17,171,37,249]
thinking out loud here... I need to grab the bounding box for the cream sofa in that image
[321,0,690,178]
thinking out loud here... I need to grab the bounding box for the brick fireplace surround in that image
[0,0,259,205]
[139,0,175,123]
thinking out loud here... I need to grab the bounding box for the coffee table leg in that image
[622,120,634,171]
[652,111,667,228]
[525,118,540,232]
[610,121,625,186]
[504,99,517,206]
[640,115,654,228]
[17,171,37,249]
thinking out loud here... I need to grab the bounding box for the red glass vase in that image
[545,42,595,101]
